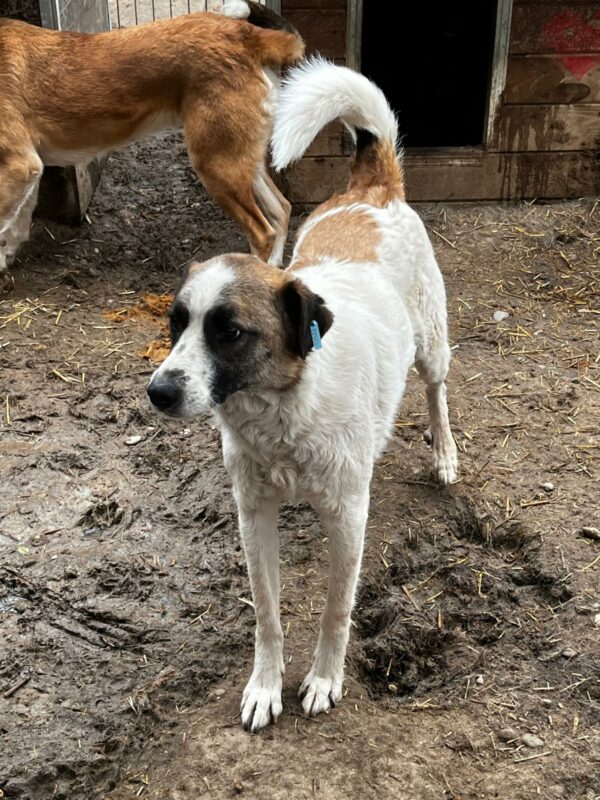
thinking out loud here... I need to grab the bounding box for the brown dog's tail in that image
[272,58,405,201]
[222,0,305,66]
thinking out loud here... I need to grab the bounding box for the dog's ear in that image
[279,278,334,359]
[182,260,203,282]
[175,261,203,294]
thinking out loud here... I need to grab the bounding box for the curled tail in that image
[222,0,304,66]
[271,58,404,198]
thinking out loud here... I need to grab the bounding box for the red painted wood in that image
[511,4,600,54]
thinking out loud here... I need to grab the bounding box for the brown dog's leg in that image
[253,165,291,266]
[184,95,281,264]
[0,146,43,283]
[192,153,277,263]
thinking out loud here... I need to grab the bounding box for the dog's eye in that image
[215,326,241,343]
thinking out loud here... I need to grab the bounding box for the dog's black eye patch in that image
[204,304,250,347]
[204,303,261,405]
[169,301,189,346]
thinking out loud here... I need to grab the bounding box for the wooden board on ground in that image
[37,159,106,224]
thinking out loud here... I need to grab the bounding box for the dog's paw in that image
[241,673,283,733]
[299,670,343,717]
[433,437,458,485]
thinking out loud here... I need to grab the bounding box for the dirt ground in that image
[0,134,599,800]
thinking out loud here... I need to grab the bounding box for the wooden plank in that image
[283,0,345,7]
[515,0,597,5]
[304,123,353,157]
[281,151,599,203]
[494,103,600,151]
[406,151,598,201]
[278,157,350,204]
[485,0,514,147]
[505,55,600,103]
[36,158,105,224]
[510,4,600,55]
[284,8,346,57]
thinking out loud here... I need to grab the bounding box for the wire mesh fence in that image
[108,0,224,29]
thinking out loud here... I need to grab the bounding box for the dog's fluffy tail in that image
[272,58,404,197]
[222,0,304,66]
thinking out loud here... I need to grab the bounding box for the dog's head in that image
[147,254,333,417]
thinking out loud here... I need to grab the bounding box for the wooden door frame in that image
[39,0,60,28]
[266,0,282,14]
[345,0,513,149]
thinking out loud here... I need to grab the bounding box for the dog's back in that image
[273,57,406,263]
[0,11,302,149]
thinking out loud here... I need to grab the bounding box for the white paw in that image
[241,672,283,732]
[434,438,458,485]
[299,670,343,717]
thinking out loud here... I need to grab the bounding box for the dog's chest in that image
[232,427,306,495]
[221,412,330,501]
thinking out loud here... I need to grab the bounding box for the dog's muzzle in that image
[147,373,184,414]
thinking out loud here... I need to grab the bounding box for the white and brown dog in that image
[148,59,458,732]
[0,1,303,283]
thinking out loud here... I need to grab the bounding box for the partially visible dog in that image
[0,1,303,284]
[147,59,458,732]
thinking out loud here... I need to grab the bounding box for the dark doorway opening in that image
[361,1,498,148]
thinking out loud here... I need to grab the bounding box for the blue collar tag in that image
[310,320,322,350]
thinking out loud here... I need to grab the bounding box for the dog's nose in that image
[147,377,182,412]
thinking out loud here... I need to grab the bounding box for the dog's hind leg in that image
[237,497,285,732]
[193,152,277,264]
[5,176,41,267]
[253,165,291,266]
[184,100,281,264]
[415,326,458,485]
[0,147,43,285]
[300,489,369,717]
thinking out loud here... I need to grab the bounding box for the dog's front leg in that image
[301,490,370,716]
[238,497,284,732]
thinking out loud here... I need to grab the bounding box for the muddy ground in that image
[0,134,599,800]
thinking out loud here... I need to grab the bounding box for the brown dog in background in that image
[0,1,303,283]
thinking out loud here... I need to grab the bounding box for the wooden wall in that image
[280,0,600,203]
[285,0,347,61]
[495,1,600,153]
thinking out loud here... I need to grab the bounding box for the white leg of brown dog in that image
[4,179,41,267]
[0,149,43,283]
[253,163,291,267]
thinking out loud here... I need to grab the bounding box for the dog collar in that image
[310,320,322,350]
